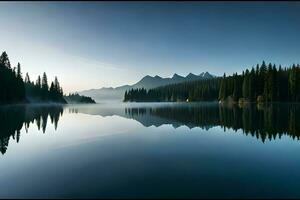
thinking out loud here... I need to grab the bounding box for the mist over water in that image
[1,102,300,198]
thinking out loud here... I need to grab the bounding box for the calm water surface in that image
[0,102,300,198]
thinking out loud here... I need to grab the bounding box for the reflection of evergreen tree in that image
[0,137,9,155]
[68,108,79,114]
[41,112,48,134]
[288,105,300,138]
[125,103,300,142]
[0,105,64,155]
[36,116,41,131]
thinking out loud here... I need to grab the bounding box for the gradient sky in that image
[0,2,299,93]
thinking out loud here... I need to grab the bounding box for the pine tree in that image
[36,76,41,89]
[242,70,250,99]
[219,73,226,101]
[17,63,22,80]
[249,67,256,101]
[41,72,49,100]
[25,73,30,83]
[0,51,11,69]
[288,64,297,101]
[233,73,242,101]
[42,72,49,91]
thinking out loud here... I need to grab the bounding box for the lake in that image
[0,102,300,198]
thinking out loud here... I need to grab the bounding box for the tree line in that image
[219,61,300,103]
[64,93,96,104]
[0,51,66,104]
[124,78,221,102]
[124,61,300,103]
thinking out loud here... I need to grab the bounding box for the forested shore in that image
[0,51,66,104]
[64,93,96,104]
[124,61,300,103]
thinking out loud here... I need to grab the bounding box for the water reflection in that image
[124,103,300,142]
[0,105,64,155]
[68,103,300,142]
[1,103,300,155]
[1,103,300,198]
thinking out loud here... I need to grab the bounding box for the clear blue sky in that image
[0,2,299,93]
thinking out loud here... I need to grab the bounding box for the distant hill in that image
[78,72,216,102]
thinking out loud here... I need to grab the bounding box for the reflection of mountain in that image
[0,105,64,155]
[78,72,215,101]
[68,103,192,128]
[125,104,219,129]
[71,103,300,143]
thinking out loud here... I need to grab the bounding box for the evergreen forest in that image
[0,51,66,104]
[124,61,300,103]
[64,93,96,104]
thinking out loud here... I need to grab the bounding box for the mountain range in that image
[78,72,215,102]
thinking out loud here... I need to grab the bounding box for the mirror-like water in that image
[0,102,300,198]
